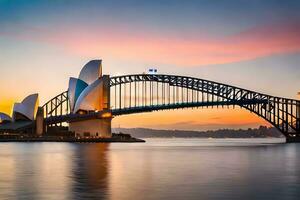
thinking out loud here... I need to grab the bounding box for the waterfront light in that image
[102,112,112,118]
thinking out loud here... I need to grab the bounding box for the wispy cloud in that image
[1,21,300,66]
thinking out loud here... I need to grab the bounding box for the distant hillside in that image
[113,126,284,138]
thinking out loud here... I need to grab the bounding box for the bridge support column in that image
[36,107,44,135]
[287,102,300,143]
[69,117,112,138]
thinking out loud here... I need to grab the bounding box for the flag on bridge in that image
[148,68,157,74]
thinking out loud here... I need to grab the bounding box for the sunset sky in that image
[0,0,300,130]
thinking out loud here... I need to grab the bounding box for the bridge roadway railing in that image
[42,74,300,137]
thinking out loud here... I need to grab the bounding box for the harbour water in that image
[1,138,300,200]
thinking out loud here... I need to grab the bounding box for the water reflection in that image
[0,143,109,200]
[107,139,300,200]
[0,143,73,199]
[0,139,300,200]
[71,143,109,199]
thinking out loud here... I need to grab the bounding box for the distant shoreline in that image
[114,126,284,139]
[0,134,145,143]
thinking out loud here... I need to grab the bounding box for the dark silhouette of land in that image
[114,126,284,138]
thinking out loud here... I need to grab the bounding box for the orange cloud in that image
[5,21,300,66]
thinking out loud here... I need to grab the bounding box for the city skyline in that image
[1,0,300,130]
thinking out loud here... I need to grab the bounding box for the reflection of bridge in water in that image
[43,72,300,142]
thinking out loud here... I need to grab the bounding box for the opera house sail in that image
[68,77,89,112]
[13,94,39,121]
[0,113,12,124]
[78,60,102,85]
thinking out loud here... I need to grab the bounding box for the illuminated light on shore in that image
[102,112,112,118]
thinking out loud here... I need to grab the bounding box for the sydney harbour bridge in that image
[41,60,300,143]
[1,60,299,142]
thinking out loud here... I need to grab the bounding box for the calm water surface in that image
[1,138,300,200]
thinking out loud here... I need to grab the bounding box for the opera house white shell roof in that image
[68,77,88,112]
[13,93,39,121]
[78,60,102,85]
[68,60,104,114]
[0,112,12,123]
[73,79,104,113]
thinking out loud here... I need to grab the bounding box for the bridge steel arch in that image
[109,74,300,138]
[42,91,70,127]
[42,74,300,139]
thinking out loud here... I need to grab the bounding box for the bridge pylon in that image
[69,75,112,138]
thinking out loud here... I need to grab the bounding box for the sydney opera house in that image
[0,60,111,138]
[0,94,39,132]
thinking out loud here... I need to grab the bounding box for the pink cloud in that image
[3,21,300,66]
